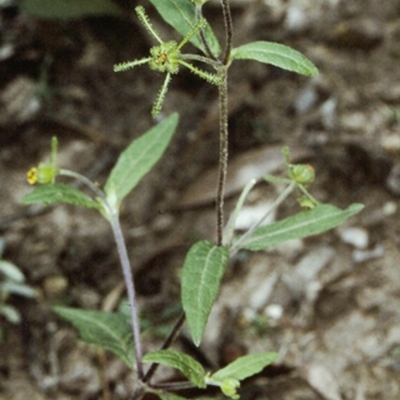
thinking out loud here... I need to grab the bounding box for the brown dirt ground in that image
[1,0,400,399]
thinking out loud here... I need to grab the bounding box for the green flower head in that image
[113,6,220,118]
[289,164,315,186]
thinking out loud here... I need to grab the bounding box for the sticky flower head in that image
[149,41,181,74]
[113,5,220,117]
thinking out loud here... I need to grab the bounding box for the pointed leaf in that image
[181,240,229,346]
[104,113,178,210]
[0,305,21,324]
[0,261,25,282]
[231,41,318,77]
[211,352,278,381]
[53,306,135,370]
[143,349,206,388]
[1,281,36,298]
[238,203,364,251]
[148,0,220,57]
[20,183,102,210]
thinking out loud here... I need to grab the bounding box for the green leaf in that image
[211,352,278,381]
[0,261,25,282]
[238,203,364,251]
[181,240,229,346]
[21,0,123,20]
[0,305,21,324]
[143,349,206,388]
[1,281,36,298]
[53,306,135,370]
[158,394,188,400]
[231,41,318,77]
[148,0,220,57]
[104,113,178,211]
[20,183,102,210]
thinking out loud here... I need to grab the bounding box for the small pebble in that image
[43,275,68,299]
[339,227,369,249]
[381,134,400,153]
[353,245,384,263]
[285,6,308,33]
[265,304,283,320]
[383,201,397,216]
[386,164,400,196]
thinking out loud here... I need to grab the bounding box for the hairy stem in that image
[215,0,233,246]
[149,381,196,390]
[216,66,229,246]
[221,0,233,65]
[180,53,221,68]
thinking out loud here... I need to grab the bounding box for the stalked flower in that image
[27,136,59,185]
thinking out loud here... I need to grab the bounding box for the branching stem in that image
[230,181,296,255]
[180,53,220,68]
[132,0,234,390]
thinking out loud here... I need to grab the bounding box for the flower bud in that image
[297,196,316,209]
[221,377,240,399]
[289,164,315,185]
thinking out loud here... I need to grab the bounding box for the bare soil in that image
[1,0,400,399]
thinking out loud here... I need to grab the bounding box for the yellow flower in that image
[27,167,38,185]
